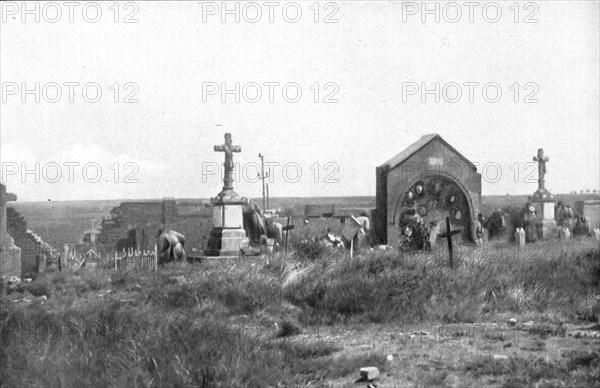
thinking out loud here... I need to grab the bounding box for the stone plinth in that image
[204,190,249,258]
[1,184,22,279]
[529,188,557,240]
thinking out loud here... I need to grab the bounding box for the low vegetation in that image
[1,238,599,387]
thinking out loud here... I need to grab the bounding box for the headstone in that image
[22,231,40,278]
[594,228,600,241]
[514,227,526,248]
[0,184,22,279]
[359,367,380,382]
[575,200,600,231]
[558,227,570,240]
[265,238,275,255]
[529,149,557,239]
[204,133,250,258]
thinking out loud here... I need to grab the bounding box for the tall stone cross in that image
[533,148,549,190]
[439,216,461,269]
[214,133,241,191]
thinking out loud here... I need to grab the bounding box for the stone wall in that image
[99,199,213,254]
[1,184,22,279]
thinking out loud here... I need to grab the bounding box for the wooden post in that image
[285,216,291,252]
[350,238,353,258]
[154,245,158,271]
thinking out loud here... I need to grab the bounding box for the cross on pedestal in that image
[214,133,241,192]
[439,216,461,269]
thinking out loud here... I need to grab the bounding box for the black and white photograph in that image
[1,1,599,387]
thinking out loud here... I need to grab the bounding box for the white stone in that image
[508,318,517,326]
[515,228,526,248]
[493,354,508,360]
[360,367,380,381]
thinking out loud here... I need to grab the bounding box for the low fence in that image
[114,246,158,271]
[61,244,158,271]
[62,244,100,270]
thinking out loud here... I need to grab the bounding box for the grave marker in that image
[439,217,460,269]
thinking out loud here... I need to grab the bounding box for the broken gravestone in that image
[514,227,525,248]
[358,367,380,382]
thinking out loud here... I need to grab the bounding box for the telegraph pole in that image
[266,183,270,210]
[258,153,269,211]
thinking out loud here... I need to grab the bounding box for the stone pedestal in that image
[204,190,249,258]
[1,184,22,279]
[530,188,557,240]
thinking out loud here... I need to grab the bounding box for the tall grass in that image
[283,239,600,324]
[1,238,598,387]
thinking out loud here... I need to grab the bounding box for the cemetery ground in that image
[1,233,599,388]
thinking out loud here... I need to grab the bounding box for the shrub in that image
[26,278,51,297]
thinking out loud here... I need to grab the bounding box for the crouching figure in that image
[157,229,186,265]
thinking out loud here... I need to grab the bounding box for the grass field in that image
[1,237,599,387]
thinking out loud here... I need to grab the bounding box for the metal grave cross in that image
[439,216,461,269]
[214,133,241,191]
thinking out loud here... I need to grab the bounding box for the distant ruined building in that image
[7,207,54,279]
[98,198,213,253]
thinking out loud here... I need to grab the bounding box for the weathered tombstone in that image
[204,133,250,258]
[514,227,526,248]
[22,231,39,278]
[575,200,600,231]
[0,184,22,279]
[358,367,380,382]
[341,215,363,256]
[558,227,570,240]
[593,228,600,241]
[529,149,557,239]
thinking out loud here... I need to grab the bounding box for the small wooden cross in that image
[214,133,241,191]
[439,216,461,269]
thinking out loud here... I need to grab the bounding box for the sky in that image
[1,1,598,202]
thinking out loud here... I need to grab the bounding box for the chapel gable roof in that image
[378,133,477,171]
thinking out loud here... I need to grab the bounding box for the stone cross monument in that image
[214,133,241,196]
[529,148,557,239]
[204,133,249,257]
[1,183,22,279]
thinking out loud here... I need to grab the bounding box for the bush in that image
[26,278,51,297]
